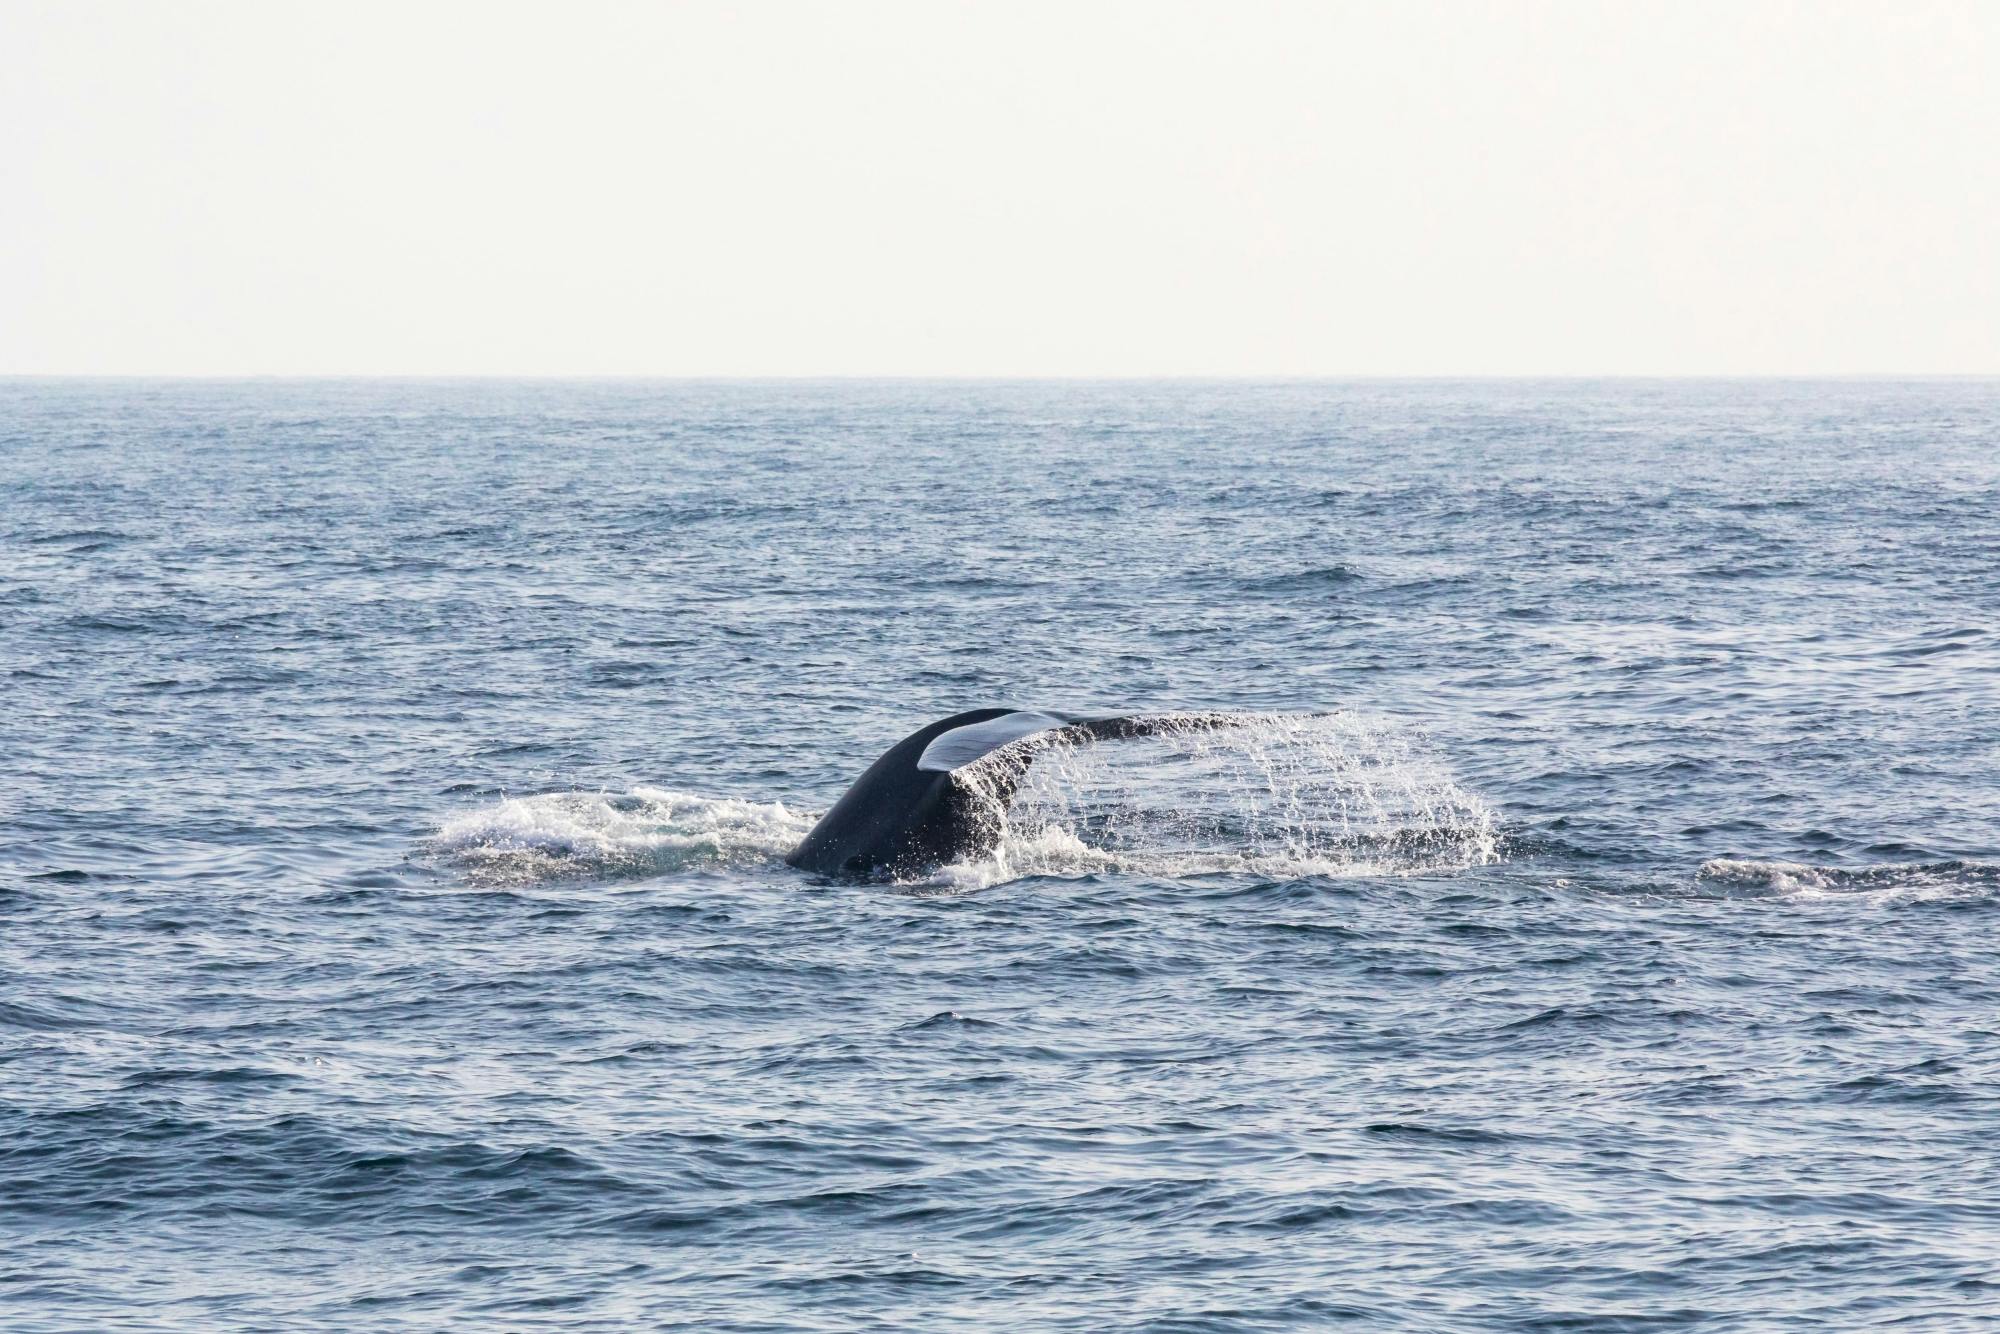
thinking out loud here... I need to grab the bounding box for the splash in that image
[427,787,812,885]
[1694,858,2000,903]
[931,710,1497,891]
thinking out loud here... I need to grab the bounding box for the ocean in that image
[3,378,1998,1329]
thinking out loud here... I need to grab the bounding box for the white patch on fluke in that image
[428,787,812,884]
[917,710,1072,772]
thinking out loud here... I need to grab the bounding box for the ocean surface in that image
[3,378,1999,1331]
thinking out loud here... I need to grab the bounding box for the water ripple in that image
[3,378,1998,1328]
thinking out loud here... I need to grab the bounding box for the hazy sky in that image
[4,0,1995,375]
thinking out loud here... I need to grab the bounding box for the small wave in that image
[1241,564,1363,593]
[1694,858,2000,902]
[428,788,813,884]
[930,711,1497,892]
[27,527,128,548]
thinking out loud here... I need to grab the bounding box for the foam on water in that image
[429,787,813,883]
[1694,857,2000,902]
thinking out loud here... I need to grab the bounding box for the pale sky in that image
[3,0,1995,375]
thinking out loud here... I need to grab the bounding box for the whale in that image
[786,708,1249,880]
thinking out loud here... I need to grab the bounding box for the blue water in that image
[4,379,1999,1330]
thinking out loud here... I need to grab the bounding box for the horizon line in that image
[4,371,1996,383]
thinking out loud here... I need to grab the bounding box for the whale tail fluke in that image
[789,708,1301,881]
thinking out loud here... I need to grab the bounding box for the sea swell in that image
[7,378,2000,1330]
